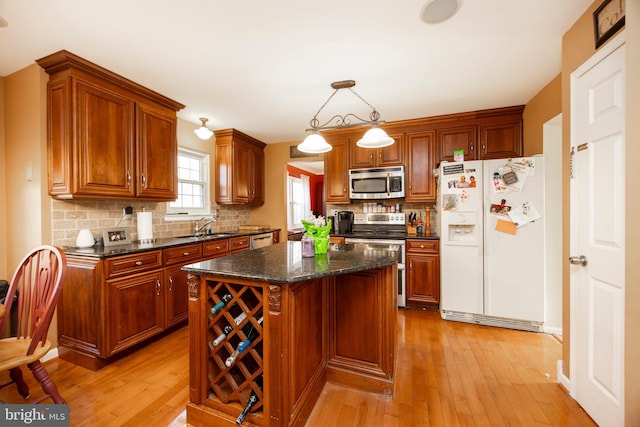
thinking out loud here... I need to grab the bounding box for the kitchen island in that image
[182,241,399,426]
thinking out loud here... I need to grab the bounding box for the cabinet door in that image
[136,103,178,199]
[107,270,165,355]
[349,134,404,168]
[233,141,252,204]
[438,126,477,162]
[249,145,265,205]
[406,253,440,306]
[324,138,350,203]
[405,131,437,202]
[165,265,190,328]
[477,120,522,159]
[75,80,136,198]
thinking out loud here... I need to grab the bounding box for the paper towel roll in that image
[137,212,154,242]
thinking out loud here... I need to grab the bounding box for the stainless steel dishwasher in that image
[250,232,273,249]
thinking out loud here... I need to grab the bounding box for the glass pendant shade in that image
[356,126,395,148]
[194,117,214,140]
[297,132,332,154]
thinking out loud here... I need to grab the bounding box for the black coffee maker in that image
[337,211,354,234]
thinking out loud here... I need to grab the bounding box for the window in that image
[167,147,211,217]
[287,173,310,229]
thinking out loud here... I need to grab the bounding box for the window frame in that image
[166,146,212,220]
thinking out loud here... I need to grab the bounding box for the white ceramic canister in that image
[75,229,95,248]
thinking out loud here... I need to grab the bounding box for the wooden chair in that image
[0,245,67,404]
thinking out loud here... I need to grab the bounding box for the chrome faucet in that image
[194,217,216,237]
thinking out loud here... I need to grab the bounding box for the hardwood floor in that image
[0,310,596,426]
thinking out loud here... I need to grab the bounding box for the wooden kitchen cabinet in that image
[107,269,165,355]
[229,236,250,253]
[324,138,350,203]
[437,106,524,161]
[406,240,440,308]
[438,125,477,162]
[477,117,523,159]
[58,249,179,370]
[349,134,404,169]
[405,131,437,202]
[37,50,184,200]
[164,243,203,328]
[215,128,266,206]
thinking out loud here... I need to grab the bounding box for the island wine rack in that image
[206,280,264,420]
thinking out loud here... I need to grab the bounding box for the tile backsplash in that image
[52,200,250,247]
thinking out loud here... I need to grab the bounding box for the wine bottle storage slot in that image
[206,280,264,417]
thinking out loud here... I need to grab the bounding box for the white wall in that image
[543,114,562,333]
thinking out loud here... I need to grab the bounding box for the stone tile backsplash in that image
[52,200,250,247]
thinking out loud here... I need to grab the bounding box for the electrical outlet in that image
[123,206,133,220]
[331,209,339,217]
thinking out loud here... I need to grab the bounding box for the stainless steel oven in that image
[343,212,407,307]
[343,237,406,307]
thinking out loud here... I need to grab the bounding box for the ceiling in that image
[0,0,591,145]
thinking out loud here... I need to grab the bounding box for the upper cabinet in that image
[37,50,184,201]
[324,137,350,204]
[349,133,404,169]
[215,129,266,206]
[437,106,524,162]
[405,131,437,202]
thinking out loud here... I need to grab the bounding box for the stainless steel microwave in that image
[349,166,405,199]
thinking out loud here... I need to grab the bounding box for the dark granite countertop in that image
[182,241,399,284]
[62,228,280,258]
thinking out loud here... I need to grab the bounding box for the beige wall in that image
[251,142,323,239]
[3,64,48,272]
[522,74,562,156]
[0,76,6,280]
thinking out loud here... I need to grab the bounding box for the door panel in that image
[570,35,624,427]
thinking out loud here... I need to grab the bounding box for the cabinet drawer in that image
[203,239,230,258]
[163,243,203,266]
[105,250,163,279]
[406,240,439,253]
[230,236,250,253]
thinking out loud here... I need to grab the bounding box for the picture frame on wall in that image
[593,0,625,49]
[103,227,130,247]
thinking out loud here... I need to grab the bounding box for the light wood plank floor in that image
[0,310,596,426]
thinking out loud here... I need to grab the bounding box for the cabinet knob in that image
[156,279,161,296]
[168,276,173,291]
[135,261,143,266]
[420,244,425,249]
[183,252,189,256]
[127,171,132,186]
[141,173,147,188]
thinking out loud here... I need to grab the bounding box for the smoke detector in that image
[420,0,461,24]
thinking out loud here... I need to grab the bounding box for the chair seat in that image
[0,338,52,371]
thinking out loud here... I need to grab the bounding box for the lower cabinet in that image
[107,270,165,355]
[163,243,203,328]
[59,242,214,370]
[406,240,440,308]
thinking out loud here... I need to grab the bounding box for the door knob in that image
[568,255,588,266]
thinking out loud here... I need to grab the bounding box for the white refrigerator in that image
[438,156,545,331]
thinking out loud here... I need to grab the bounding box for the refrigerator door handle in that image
[568,255,588,266]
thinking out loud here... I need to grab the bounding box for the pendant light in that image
[194,117,214,141]
[297,80,393,154]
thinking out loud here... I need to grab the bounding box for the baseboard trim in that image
[556,359,571,393]
[42,347,59,363]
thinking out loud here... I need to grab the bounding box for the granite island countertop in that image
[182,241,399,284]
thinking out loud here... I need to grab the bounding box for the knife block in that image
[406,224,417,236]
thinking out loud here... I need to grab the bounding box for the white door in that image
[570,33,625,427]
